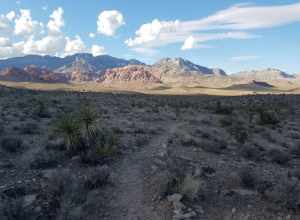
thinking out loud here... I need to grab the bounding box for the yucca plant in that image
[54,114,81,152]
[79,104,99,134]
[88,127,118,157]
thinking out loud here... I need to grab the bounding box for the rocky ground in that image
[1,85,300,220]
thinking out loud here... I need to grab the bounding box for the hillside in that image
[152,58,226,82]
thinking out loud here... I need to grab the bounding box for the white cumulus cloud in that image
[0,37,11,47]
[6,11,16,21]
[64,35,86,55]
[23,35,66,56]
[14,9,42,37]
[91,44,105,56]
[89,32,95,38]
[181,36,196,50]
[47,7,64,35]
[97,10,125,36]
[0,14,13,36]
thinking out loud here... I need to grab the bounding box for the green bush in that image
[34,100,50,118]
[259,109,280,125]
[229,124,249,144]
[79,104,99,134]
[215,101,233,115]
[89,128,118,157]
[54,114,81,152]
[219,116,233,127]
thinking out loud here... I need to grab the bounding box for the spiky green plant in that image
[88,127,118,157]
[55,114,81,152]
[79,104,99,134]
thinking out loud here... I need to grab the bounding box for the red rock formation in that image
[98,65,161,83]
[0,66,68,83]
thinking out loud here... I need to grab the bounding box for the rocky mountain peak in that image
[99,65,161,84]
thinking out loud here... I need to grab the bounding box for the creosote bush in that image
[259,109,280,125]
[168,173,201,201]
[239,167,258,189]
[215,101,233,115]
[229,123,249,144]
[34,99,50,118]
[0,197,27,220]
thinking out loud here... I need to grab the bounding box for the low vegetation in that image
[0,87,300,219]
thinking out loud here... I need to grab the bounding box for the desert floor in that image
[1,84,300,219]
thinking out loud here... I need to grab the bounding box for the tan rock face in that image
[0,66,68,83]
[99,65,161,83]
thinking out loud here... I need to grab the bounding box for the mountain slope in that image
[226,80,274,91]
[0,66,68,83]
[152,58,226,82]
[0,54,144,74]
[232,68,295,81]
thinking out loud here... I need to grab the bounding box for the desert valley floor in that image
[1,84,300,220]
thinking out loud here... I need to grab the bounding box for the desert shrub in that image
[288,169,300,180]
[219,116,233,127]
[0,124,4,136]
[239,167,257,189]
[54,114,81,152]
[200,139,226,154]
[2,185,27,199]
[240,144,262,161]
[0,197,27,220]
[180,134,197,147]
[167,171,201,201]
[268,149,290,165]
[80,128,118,164]
[43,170,87,217]
[266,177,300,210]
[84,165,110,190]
[259,109,280,125]
[79,103,99,134]
[30,150,63,169]
[215,101,233,115]
[290,142,300,157]
[19,122,39,135]
[89,128,118,156]
[229,123,249,144]
[135,135,149,147]
[46,139,66,151]
[34,100,50,118]
[1,137,23,153]
[179,174,201,200]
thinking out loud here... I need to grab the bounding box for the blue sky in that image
[0,0,300,74]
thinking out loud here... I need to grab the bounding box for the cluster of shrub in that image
[53,102,118,164]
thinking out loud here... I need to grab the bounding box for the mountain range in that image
[0,53,298,90]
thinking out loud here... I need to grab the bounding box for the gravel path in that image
[108,122,178,220]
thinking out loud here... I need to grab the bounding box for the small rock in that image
[173,201,185,210]
[232,208,236,214]
[23,194,37,207]
[167,193,183,203]
[174,211,196,219]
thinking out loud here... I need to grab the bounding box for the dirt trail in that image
[109,122,178,220]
